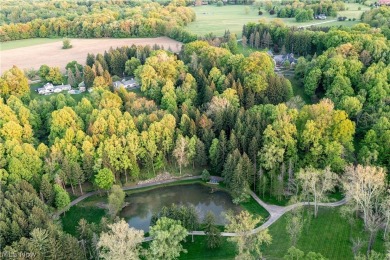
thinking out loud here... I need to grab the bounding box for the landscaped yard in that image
[29,82,89,102]
[263,207,385,259]
[178,206,386,260]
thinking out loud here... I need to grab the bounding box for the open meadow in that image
[0,37,182,72]
[186,5,366,37]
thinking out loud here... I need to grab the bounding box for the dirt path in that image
[0,37,182,73]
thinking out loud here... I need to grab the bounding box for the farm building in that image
[113,78,139,90]
[37,83,71,95]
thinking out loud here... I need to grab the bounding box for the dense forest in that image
[0,0,197,42]
[1,0,390,258]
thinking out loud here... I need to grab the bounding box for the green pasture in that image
[0,38,61,51]
[186,5,368,37]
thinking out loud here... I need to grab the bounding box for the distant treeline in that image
[0,0,197,42]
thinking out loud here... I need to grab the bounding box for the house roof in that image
[379,0,390,4]
[114,78,138,87]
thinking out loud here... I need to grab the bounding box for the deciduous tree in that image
[225,210,272,260]
[148,217,188,259]
[97,219,144,260]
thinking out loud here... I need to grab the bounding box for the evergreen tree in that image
[83,65,95,89]
[67,68,76,87]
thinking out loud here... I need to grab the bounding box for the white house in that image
[113,78,139,90]
[37,83,71,95]
[37,83,54,94]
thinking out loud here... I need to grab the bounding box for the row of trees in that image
[276,1,344,18]
[242,20,390,57]
[0,1,196,42]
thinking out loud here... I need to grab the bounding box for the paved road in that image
[54,175,346,240]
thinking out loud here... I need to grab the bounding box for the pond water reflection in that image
[120,183,242,232]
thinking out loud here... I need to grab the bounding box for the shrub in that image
[358,7,361,10]
[201,169,211,181]
[216,0,223,6]
[269,9,275,15]
[24,68,38,80]
[258,10,263,15]
[62,38,72,49]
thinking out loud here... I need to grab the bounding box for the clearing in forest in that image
[0,37,182,73]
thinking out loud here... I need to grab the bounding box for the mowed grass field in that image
[186,5,366,37]
[180,206,386,260]
[0,38,62,51]
[187,5,264,37]
[338,3,370,20]
[264,207,386,259]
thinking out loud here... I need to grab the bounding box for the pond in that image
[120,183,242,232]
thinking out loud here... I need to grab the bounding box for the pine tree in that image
[86,53,95,67]
[83,66,95,89]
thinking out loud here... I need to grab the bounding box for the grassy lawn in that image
[318,20,360,28]
[0,38,62,51]
[30,82,89,102]
[285,75,312,105]
[258,192,290,206]
[339,3,370,20]
[241,196,270,221]
[146,206,387,260]
[236,43,265,56]
[186,5,364,37]
[61,205,106,236]
[180,206,387,260]
[187,5,264,37]
[180,236,236,260]
[263,206,386,259]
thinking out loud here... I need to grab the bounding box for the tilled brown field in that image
[0,37,182,73]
